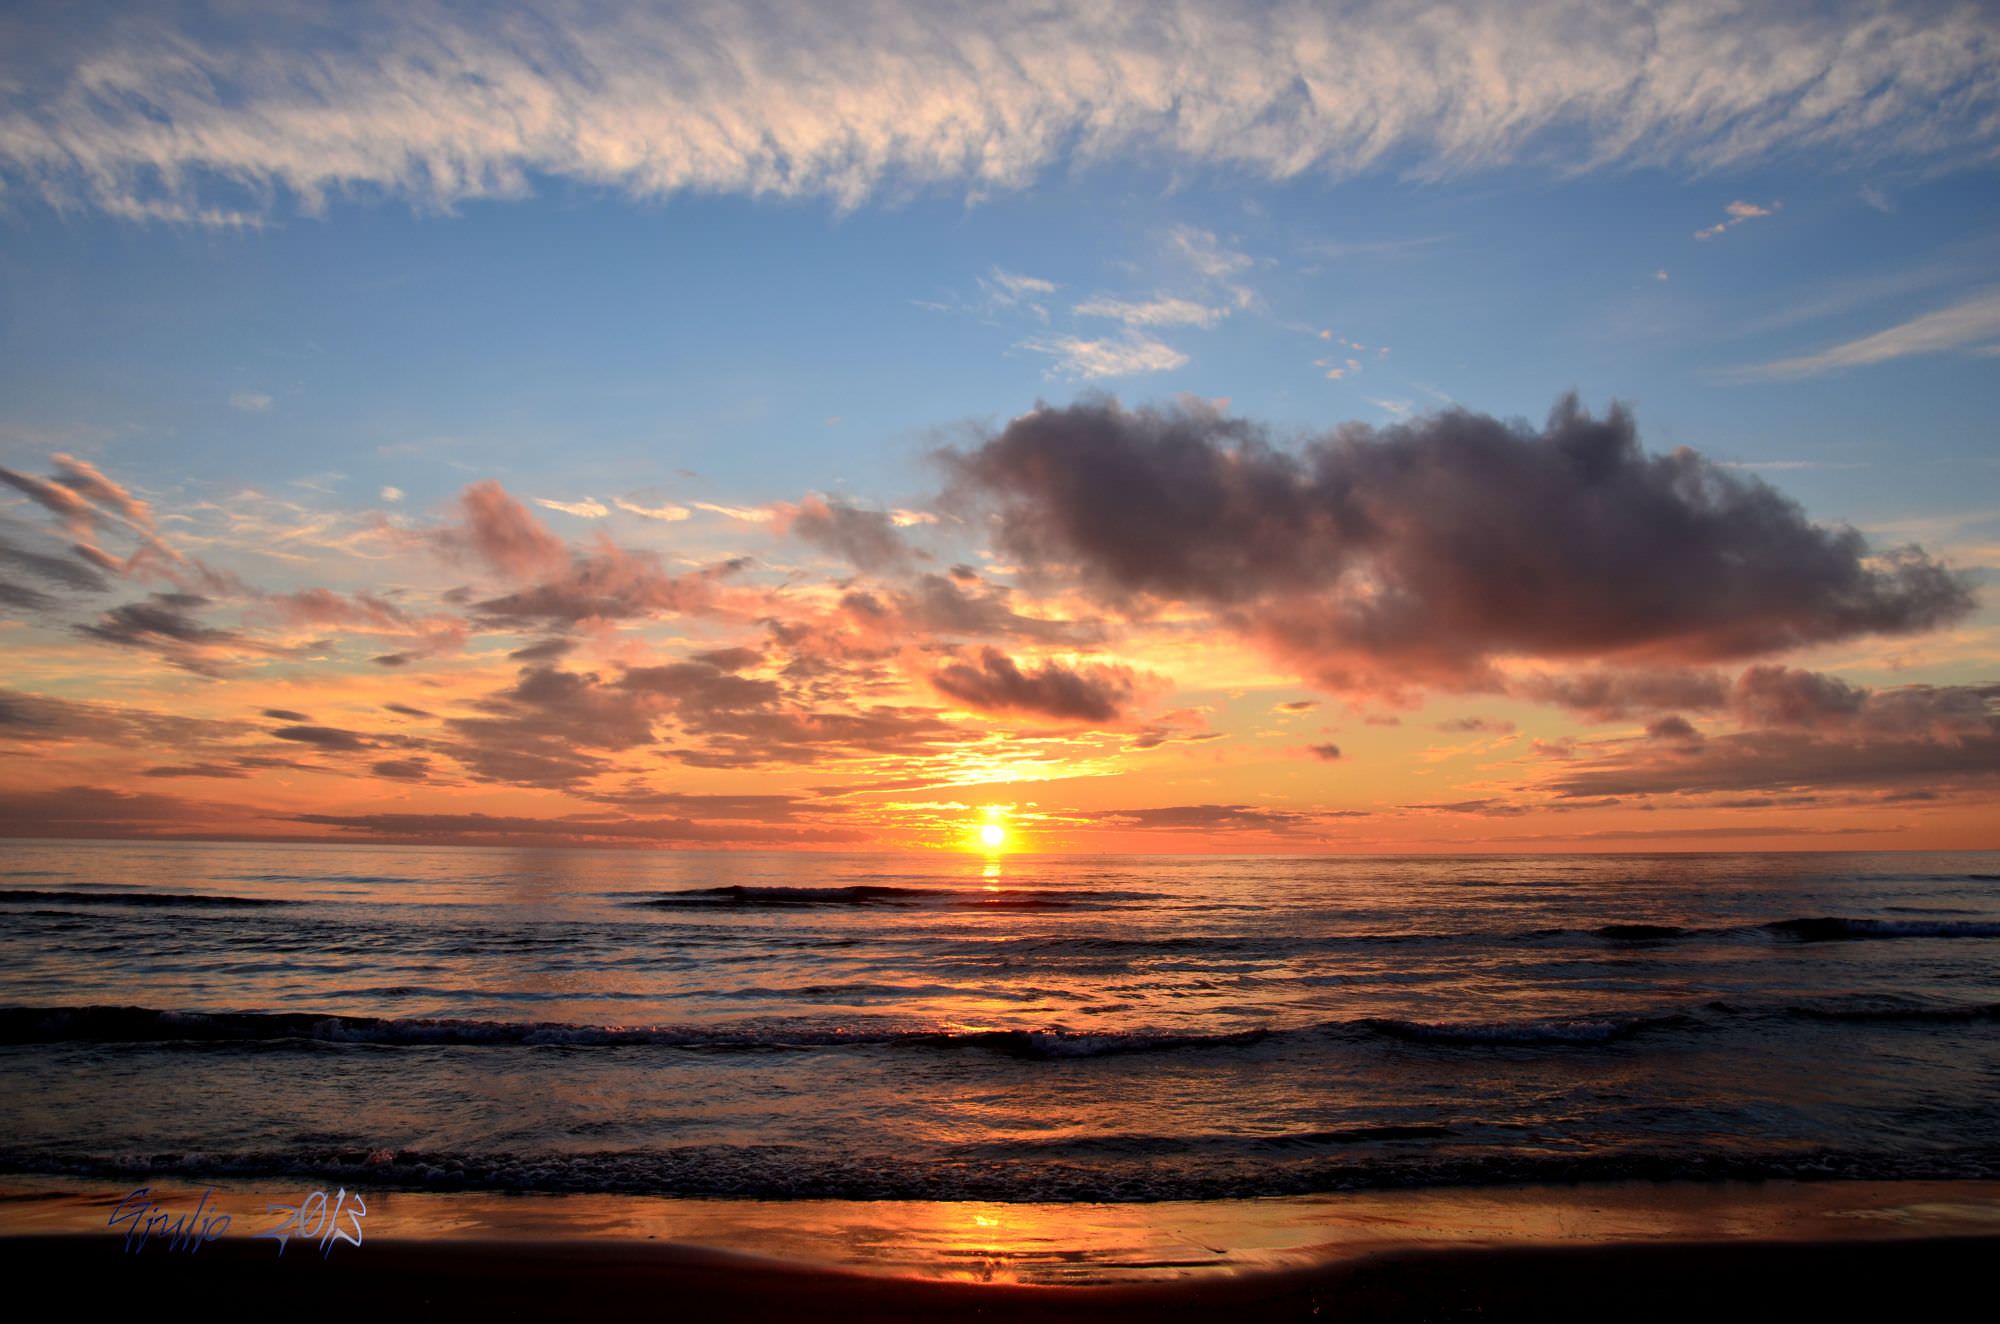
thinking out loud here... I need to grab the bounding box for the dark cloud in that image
[261,708,311,722]
[840,572,1104,646]
[270,724,374,751]
[369,757,431,780]
[943,396,1973,696]
[0,688,246,749]
[691,646,762,672]
[1646,714,1702,743]
[1435,716,1515,733]
[1277,699,1319,713]
[929,647,1136,723]
[141,763,251,779]
[1087,803,1364,831]
[1511,667,1731,720]
[76,593,271,675]
[0,464,97,532]
[777,496,914,572]
[508,637,574,662]
[1402,798,1533,817]
[1729,664,1867,727]
[1544,681,2000,798]
[0,784,208,836]
[384,703,434,718]
[286,810,859,847]
[371,652,416,667]
[0,534,111,592]
[0,581,55,610]
[470,548,742,628]
[1308,742,1343,760]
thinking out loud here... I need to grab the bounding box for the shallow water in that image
[2,841,1997,1200]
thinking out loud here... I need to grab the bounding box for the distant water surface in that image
[1,841,1996,1200]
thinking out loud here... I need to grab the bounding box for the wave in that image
[10,993,1996,1056]
[0,889,295,908]
[631,884,1159,909]
[1351,1012,1697,1046]
[0,1006,1268,1059]
[1783,998,2000,1023]
[1762,916,2000,941]
[7,1141,1997,1203]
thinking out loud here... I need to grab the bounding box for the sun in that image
[978,822,1008,851]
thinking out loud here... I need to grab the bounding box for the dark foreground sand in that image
[5,1231,1995,1321]
[8,1180,1998,1320]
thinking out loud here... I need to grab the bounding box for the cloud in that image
[1073,295,1229,328]
[1021,332,1188,379]
[534,497,610,519]
[8,2,1998,227]
[614,497,691,522]
[775,495,915,572]
[1,469,89,534]
[77,593,260,674]
[0,534,111,593]
[229,391,272,412]
[1086,803,1357,832]
[285,810,858,847]
[1731,287,2000,381]
[942,395,1973,699]
[1167,226,1251,281]
[431,480,570,579]
[0,688,245,750]
[691,501,775,523]
[270,724,376,751]
[380,486,404,503]
[1510,667,1732,721]
[468,546,743,629]
[0,784,212,836]
[929,647,1137,723]
[1694,199,1778,240]
[839,572,1104,646]
[982,268,1056,309]
[1308,743,1342,760]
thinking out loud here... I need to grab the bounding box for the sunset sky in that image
[1,0,1996,853]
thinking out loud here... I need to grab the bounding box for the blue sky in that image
[1,1,1996,851]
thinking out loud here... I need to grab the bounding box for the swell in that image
[0,889,296,909]
[13,999,1995,1055]
[6,1141,1998,1203]
[1761,916,2000,941]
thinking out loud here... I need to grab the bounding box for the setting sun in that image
[978,822,1007,851]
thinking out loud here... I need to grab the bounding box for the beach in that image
[6,1179,1999,1319]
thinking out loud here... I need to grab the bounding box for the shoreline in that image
[2,1229,1993,1321]
[6,1176,1999,1285]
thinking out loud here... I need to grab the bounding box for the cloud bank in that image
[4,1,1997,222]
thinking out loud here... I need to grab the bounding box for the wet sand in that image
[6,1179,1998,1319]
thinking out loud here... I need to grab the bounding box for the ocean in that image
[2,841,1997,1202]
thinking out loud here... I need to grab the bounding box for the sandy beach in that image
[7,1179,1998,1319]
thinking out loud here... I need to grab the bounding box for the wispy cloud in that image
[613,497,691,523]
[228,392,272,412]
[534,497,610,519]
[1021,332,1189,379]
[1694,199,1779,240]
[1073,295,1229,329]
[15,3,1983,224]
[1730,287,2000,381]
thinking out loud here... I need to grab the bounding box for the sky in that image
[1,0,1997,854]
